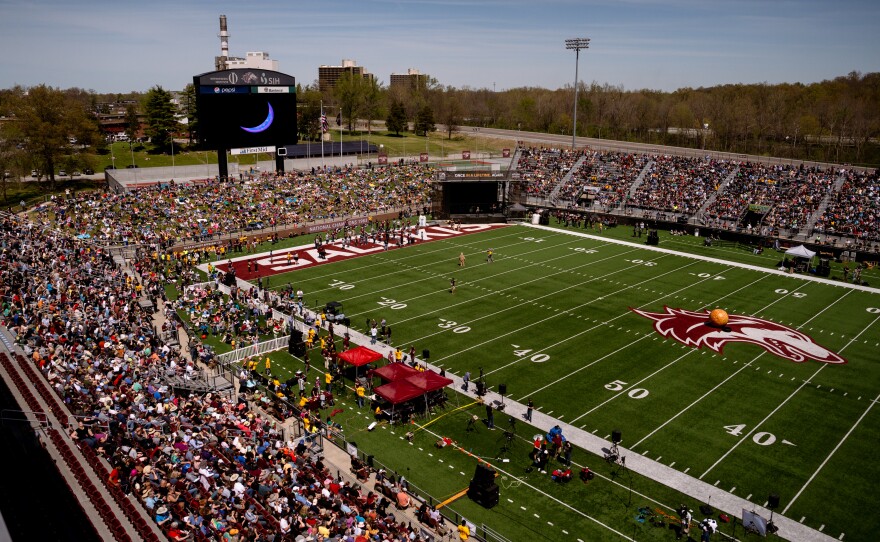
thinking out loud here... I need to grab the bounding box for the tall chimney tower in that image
[215,14,230,71]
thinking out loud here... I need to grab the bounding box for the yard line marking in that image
[701,292,862,480]
[783,335,880,513]
[430,255,694,374]
[525,222,880,294]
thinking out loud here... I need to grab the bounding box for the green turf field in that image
[211,222,879,541]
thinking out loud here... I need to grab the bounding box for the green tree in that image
[438,90,463,139]
[143,85,178,150]
[297,86,323,142]
[8,85,93,186]
[361,78,383,134]
[386,99,407,136]
[181,83,199,144]
[414,104,435,136]
[124,103,140,140]
[334,72,365,131]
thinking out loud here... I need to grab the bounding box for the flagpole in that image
[321,100,325,170]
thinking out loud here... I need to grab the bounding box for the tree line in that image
[2,70,878,189]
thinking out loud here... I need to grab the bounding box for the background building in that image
[318,59,374,91]
[390,68,429,91]
[224,52,279,71]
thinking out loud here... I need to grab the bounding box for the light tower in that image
[565,37,590,150]
[215,15,230,71]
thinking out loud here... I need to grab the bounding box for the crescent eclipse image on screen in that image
[240,102,274,133]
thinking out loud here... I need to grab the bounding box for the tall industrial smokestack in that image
[216,14,230,71]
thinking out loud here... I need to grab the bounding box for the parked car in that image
[58,169,67,176]
[72,171,81,177]
[83,168,94,175]
[31,170,38,177]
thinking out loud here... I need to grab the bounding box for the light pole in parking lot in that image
[565,37,590,151]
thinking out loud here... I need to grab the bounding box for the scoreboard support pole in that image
[217,148,229,180]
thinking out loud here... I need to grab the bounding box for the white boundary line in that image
[523,223,880,295]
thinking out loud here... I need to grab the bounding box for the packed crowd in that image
[517,147,585,198]
[814,169,880,242]
[625,156,734,215]
[762,167,838,232]
[555,151,652,210]
[36,164,433,246]
[0,214,437,541]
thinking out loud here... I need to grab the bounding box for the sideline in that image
[523,223,880,295]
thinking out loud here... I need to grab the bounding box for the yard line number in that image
[569,247,598,254]
[520,237,545,243]
[774,288,807,298]
[329,279,355,290]
[377,297,407,310]
[624,259,657,267]
[510,344,550,363]
[438,318,471,333]
[604,380,650,399]
[723,424,795,447]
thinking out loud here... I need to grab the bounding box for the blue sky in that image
[1,0,878,93]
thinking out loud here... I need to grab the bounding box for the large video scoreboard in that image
[194,69,297,150]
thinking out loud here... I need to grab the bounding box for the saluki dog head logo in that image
[630,306,846,364]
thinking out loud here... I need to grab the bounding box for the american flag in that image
[320,113,328,133]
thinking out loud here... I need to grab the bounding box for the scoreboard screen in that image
[194,69,298,150]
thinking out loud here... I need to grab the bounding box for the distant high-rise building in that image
[318,59,374,91]
[390,68,429,91]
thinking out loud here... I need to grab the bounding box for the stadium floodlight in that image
[565,37,590,150]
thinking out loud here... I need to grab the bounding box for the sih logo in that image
[631,306,847,364]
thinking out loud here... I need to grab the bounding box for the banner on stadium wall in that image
[748,204,771,213]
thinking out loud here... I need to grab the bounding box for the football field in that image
[242,223,879,540]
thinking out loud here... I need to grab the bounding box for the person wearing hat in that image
[155,505,172,526]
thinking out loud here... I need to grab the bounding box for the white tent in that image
[785,245,816,259]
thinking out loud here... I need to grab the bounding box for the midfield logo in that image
[631,306,847,364]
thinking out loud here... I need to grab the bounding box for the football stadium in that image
[2,7,880,542]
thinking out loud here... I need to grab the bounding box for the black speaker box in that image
[611,429,622,443]
[467,483,499,508]
[476,381,486,396]
[422,349,430,359]
[471,463,496,488]
[498,384,507,395]
[768,493,780,509]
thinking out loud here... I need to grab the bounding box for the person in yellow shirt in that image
[458,520,470,540]
[356,384,366,407]
[395,348,403,363]
[264,357,271,375]
[325,372,333,392]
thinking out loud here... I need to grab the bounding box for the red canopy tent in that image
[372,363,420,383]
[374,380,426,405]
[374,370,454,410]
[338,346,384,367]
[403,371,453,391]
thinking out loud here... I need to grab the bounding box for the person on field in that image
[487,248,494,263]
[458,252,466,267]
[450,277,456,294]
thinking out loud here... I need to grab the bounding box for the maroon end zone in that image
[215,223,508,281]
